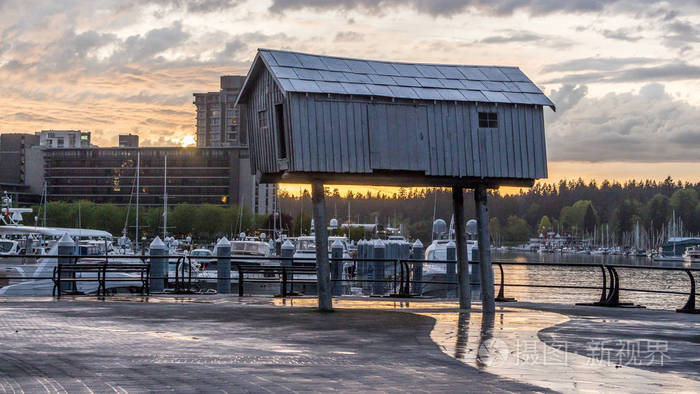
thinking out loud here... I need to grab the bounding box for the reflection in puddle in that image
[275,298,700,392]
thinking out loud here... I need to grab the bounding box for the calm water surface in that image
[492,250,696,310]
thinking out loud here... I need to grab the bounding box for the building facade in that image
[194,75,277,215]
[42,147,254,207]
[0,133,39,186]
[38,130,91,148]
[193,76,247,148]
[118,134,139,148]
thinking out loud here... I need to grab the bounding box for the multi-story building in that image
[194,75,275,215]
[0,133,42,202]
[42,147,254,207]
[37,130,91,148]
[193,76,247,148]
[0,133,259,211]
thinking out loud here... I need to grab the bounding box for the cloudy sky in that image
[1,0,699,184]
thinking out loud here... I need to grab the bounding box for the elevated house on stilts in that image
[236,49,554,311]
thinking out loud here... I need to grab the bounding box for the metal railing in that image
[1,254,698,313]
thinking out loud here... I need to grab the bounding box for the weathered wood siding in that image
[246,68,286,174]
[283,93,547,179]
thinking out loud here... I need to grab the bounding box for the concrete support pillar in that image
[411,239,424,295]
[446,240,456,297]
[216,237,231,294]
[331,239,344,296]
[373,239,386,295]
[311,180,332,312]
[149,236,167,293]
[453,187,471,309]
[475,184,495,314]
[57,233,76,293]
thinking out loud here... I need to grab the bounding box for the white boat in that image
[421,238,477,297]
[0,239,146,296]
[182,238,273,293]
[683,246,700,264]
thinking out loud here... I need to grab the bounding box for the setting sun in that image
[180,135,196,147]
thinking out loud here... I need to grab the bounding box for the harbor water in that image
[493,250,693,310]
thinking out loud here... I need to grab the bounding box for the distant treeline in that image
[278,177,700,245]
[17,177,700,245]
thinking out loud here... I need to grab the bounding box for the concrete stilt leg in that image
[475,184,495,314]
[312,181,333,312]
[453,187,471,310]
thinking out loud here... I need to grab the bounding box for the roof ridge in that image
[257,47,520,70]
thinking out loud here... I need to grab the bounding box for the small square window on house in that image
[479,112,498,128]
[258,110,267,129]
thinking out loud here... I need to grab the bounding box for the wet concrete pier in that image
[0,296,698,392]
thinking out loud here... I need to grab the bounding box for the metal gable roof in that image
[237,49,555,110]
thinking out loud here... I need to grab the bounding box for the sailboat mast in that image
[163,154,167,240]
[135,151,140,252]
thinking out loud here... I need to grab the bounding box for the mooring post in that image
[453,187,471,309]
[446,240,457,297]
[216,236,231,294]
[475,185,495,314]
[411,239,424,295]
[280,240,295,296]
[331,239,344,296]
[364,240,375,293]
[149,236,167,293]
[311,180,332,311]
[373,239,386,295]
[57,233,76,293]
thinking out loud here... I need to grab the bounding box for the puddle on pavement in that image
[276,297,700,393]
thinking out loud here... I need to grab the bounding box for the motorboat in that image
[421,238,477,297]
[683,246,700,264]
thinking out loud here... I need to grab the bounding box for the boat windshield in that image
[231,242,268,256]
[0,240,14,253]
[427,249,447,260]
[296,239,315,251]
[296,239,347,252]
[191,250,212,257]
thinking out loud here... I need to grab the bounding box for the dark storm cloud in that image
[546,83,700,162]
[544,62,700,84]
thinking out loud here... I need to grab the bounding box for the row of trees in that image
[23,201,267,242]
[13,177,700,245]
[278,177,700,245]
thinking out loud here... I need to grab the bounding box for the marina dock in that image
[0,295,698,392]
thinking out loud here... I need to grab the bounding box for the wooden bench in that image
[53,262,150,297]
